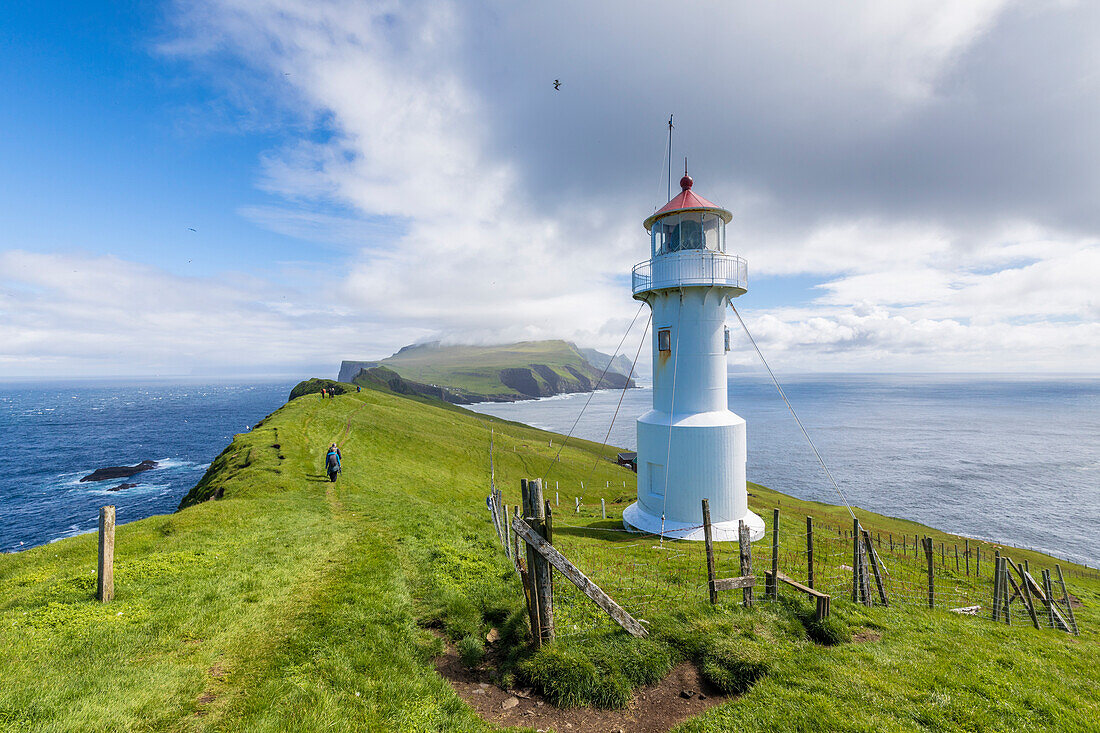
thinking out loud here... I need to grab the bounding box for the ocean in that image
[468,374,1100,567]
[0,379,295,553]
[3,375,1097,567]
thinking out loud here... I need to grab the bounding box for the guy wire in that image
[729,300,857,521]
[541,302,647,484]
[591,313,652,472]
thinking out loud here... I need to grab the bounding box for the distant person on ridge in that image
[325,443,341,482]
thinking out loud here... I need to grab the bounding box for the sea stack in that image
[622,171,765,542]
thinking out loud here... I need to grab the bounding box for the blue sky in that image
[0,2,322,277]
[2,1,1098,377]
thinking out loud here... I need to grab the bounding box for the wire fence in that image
[489,487,1085,639]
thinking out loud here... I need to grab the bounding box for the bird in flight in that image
[188,227,197,232]
[553,79,561,90]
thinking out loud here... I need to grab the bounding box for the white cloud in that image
[7,0,1099,375]
[0,250,427,376]
[155,0,1100,373]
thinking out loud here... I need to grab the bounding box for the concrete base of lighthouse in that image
[623,408,766,542]
[622,501,764,542]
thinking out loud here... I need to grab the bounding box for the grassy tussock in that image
[518,636,675,708]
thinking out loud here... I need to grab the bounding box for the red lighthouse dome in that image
[643,173,732,233]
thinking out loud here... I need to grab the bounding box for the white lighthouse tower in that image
[622,172,765,542]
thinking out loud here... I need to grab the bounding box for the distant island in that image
[337,340,636,404]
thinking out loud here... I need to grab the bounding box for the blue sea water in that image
[0,380,295,553]
[468,374,1100,567]
[3,375,1098,568]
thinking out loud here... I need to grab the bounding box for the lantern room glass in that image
[651,212,725,256]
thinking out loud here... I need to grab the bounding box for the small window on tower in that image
[658,329,671,353]
[725,326,731,352]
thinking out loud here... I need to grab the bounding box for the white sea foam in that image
[49,526,94,543]
[152,458,194,470]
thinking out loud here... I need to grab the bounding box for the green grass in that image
[0,382,1097,731]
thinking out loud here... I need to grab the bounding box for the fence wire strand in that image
[488,485,1084,638]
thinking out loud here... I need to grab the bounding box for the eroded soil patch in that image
[435,644,728,733]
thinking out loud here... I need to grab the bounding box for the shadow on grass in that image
[550,522,678,545]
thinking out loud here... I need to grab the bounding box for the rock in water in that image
[108,483,138,492]
[80,460,158,482]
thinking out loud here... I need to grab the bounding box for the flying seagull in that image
[553,79,561,90]
[188,227,197,232]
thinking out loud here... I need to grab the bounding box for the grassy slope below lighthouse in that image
[0,381,1096,731]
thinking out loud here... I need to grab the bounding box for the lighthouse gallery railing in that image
[632,251,748,295]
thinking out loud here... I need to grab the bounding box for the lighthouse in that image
[622,172,766,542]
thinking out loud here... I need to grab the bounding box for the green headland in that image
[0,379,1096,731]
[339,340,635,403]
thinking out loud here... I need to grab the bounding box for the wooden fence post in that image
[976,546,980,577]
[768,509,780,601]
[1042,570,1058,629]
[601,498,606,519]
[519,482,540,641]
[1054,565,1079,635]
[992,556,1003,621]
[924,537,934,609]
[702,499,717,605]
[994,549,1001,599]
[955,544,959,573]
[575,497,580,514]
[511,517,647,638]
[862,529,887,606]
[1012,559,1041,630]
[738,520,753,608]
[852,518,861,603]
[97,505,115,602]
[513,506,523,572]
[965,539,970,575]
[503,503,512,562]
[1004,562,1025,626]
[521,479,554,645]
[806,516,814,590]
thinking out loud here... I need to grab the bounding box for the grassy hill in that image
[348,340,635,402]
[0,382,1097,731]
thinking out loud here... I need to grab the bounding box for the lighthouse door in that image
[647,462,665,501]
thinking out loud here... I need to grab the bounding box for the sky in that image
[1,0,1098,378]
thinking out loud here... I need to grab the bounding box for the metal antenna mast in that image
[667,114,674,200]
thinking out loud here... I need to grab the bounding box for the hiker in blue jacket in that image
[325,443,342,482]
